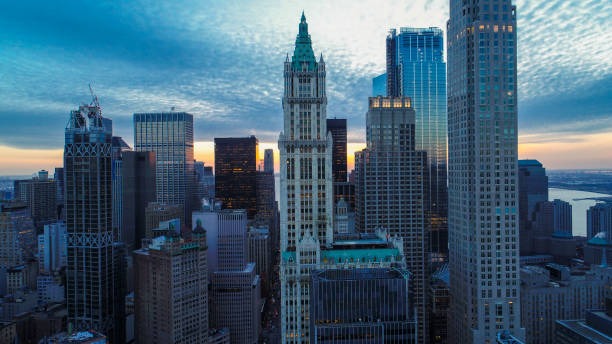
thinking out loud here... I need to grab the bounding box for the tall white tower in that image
[278,12,334,343]
[447,0,525,342]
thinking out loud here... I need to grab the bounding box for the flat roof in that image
[557,319,612,343]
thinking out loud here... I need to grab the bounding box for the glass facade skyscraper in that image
[64,102,125,343]
[133,112,194,225]
[447,0,524,342]
[214,136,259,219]
[386,27,448,259]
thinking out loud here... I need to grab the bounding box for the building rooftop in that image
[556,319,612,343]
[312,268,409,281]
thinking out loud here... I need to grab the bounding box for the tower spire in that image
[292,12,317,71]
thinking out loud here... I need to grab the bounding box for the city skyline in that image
[1,0,611,175]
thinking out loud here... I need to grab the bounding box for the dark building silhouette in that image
[214,136,259,218]
[64,101,125,343]
[310,268,415,343]
[326,118,347,183]
[121,151,156,250]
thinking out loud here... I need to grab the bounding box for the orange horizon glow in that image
[2,132,612,175]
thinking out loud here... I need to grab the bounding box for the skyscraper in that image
[372,73,387,97]
[264,149,274,174]
[14,171,58,229]
[214,136,259,218]
[134,229,209,343]
[111,136,131,243]
[0,201,36,269]
[193,209,261,344]
[133,112,194,225]
[587,202,612,240]
[38,221,67,273]
[354,96,429,341]
[278,12,333,342]
[64,100,125,343]
[121,151,156,250]
[518,160,548,254]
[326,118,347,183]
[447,0,523,341]
[386,27,448,259]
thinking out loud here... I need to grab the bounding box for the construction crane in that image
[88,83,100,110]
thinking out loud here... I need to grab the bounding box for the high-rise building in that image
[121,151,156,250]
[195,160,215,202]
[38,222,67,273]
[134,229,208,343]
[524,199,573,256]
[0,201,36,269]
[386,27,449,259]
[309,268,416,343]
[111,136,131,244]
[14,171,58,229]
[214,136,259,218]
[430,264,450,344]
[247,226,272,292]
[278,13,333,342]
[372,73,387,97]
[521,264,611,344]
[447,0,523,341]
[587,202,612,240]
[54,167,64,220]
[64,100,125,343]
[354,96,429,341]
[133,112,194,225]
[144,202,184,241]
[193,209,261,344]
[518,160,548,254]
[326,118,347,183]
[264,149,275,174]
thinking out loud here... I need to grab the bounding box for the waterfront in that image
[549,188,612,237]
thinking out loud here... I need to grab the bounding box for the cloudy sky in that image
[0,0,611,175]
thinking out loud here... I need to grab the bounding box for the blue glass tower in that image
[386,27,448,259]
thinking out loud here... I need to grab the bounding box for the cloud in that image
[0,0,610,167]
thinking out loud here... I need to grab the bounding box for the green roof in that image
[292,12,317,71]
[282,248,400,263]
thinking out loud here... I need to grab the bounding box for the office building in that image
[14,171,58,229]
[195,161,215,201]
[518,160,548,228]
[278,13,335,343]
[0,322,16,344]
[555,297,612,343]
[257,170,276,221]
[430,265,450,344]
[121,151,156,250]
[54,167,64,220]
[587,202,612,240]
[264,149,275,174]
[386,27,448,259]
[111,136,131,244]
[38,221,67,273]
[0,201,36,269]
[215,136,259,218]
[194,209,260,344]
[134,229,208,344]
[144,202,184,241]
[447,0,523,341]
[354,96,429,341]
[281,230,407,343]
[64,100,125,343]
[520,264,612,343]
[247,226,272,292]
[372,73,386,97]
[310,268,415,343]
[133,112,195,224]
[326,118,347,183]
[332,182,355,211]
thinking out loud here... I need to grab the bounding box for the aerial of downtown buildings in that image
[1,1,612,344]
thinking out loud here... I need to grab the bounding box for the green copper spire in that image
[292,12,317,71]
